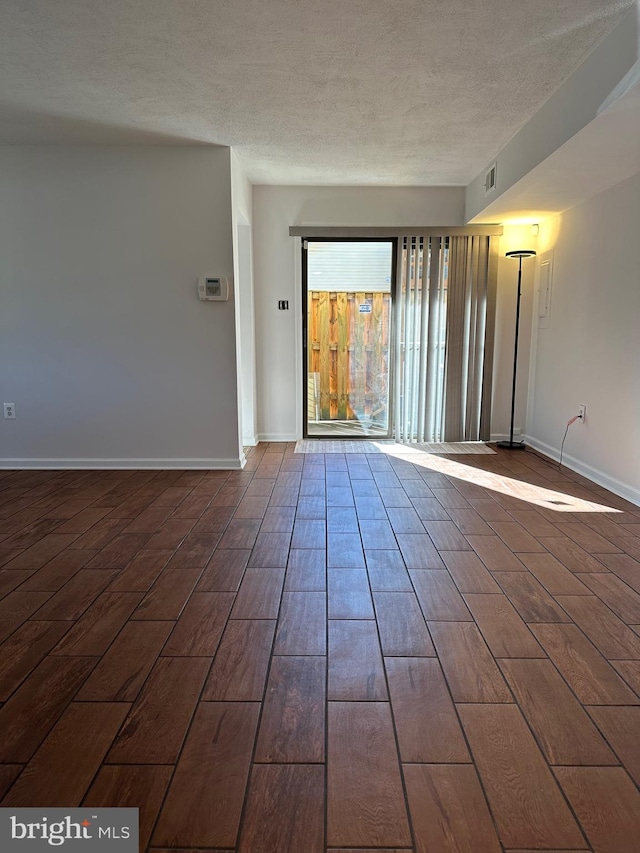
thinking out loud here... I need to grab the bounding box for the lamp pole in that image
[497,249,536,450]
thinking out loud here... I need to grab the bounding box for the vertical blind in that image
[394,234,498,443]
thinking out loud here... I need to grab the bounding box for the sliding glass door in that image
[303,240,395,438]
[300,231,497,443]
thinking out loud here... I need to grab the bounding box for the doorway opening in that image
[303,239,396,438]
[300,231,497,444]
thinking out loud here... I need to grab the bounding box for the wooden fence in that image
[307,291,391,422]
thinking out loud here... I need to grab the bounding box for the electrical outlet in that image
[578,404,586,424]
[3,403,16,419]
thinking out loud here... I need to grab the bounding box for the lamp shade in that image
[505,249,536,259]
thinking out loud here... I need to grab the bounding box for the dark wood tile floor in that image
[1,443,640,852]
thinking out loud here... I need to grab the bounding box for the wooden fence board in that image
[337,293,348,419]
[318,292,331,419]
[308,291,390,424]
[354,292,366,419]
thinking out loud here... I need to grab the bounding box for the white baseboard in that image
[0,457,246,471]
[490,430,523,442]
[256,433,299,443]
[524,435,640,507]
[242,435,259,447]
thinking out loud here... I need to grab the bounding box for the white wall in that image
[252,185,466,440]
[526,172,640,503]
[235,221,256,445]
[0,146,243,467]
[231,152,257,445]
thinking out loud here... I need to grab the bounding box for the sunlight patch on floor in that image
[373,444,621,514]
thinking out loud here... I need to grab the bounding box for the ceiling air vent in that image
[485,162,497,194]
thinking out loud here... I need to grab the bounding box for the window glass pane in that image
[307,241,392,292]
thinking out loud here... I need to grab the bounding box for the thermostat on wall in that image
[198,276,229,301]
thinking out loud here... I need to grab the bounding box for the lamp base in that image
[496,440,526,450]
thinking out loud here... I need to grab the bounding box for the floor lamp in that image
[497,249,536,450]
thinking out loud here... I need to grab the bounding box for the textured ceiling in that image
[0,1,634,184]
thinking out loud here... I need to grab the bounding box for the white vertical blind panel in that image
[416,238,430,442]
[434,241,447,442]
[411,240,422,442]
[394,234,495,443]
[401,241,413,443]
[393,238,406,441]
[423,238,440,441]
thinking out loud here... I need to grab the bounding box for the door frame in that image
[301,236,398,440]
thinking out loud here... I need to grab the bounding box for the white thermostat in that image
[198,276,229,301]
